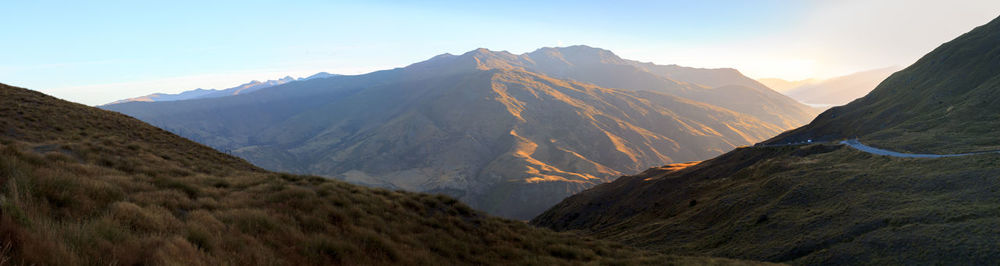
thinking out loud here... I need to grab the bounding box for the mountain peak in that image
[527,45,625,65]
[411,45,629,75]
[403,47,522,73]
[460,48,518,58]
[428,53,456,60]
[470,47,492,54]
[304,72,340,80]
[531,44,607,53]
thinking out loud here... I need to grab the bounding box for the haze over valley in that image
[760,66,900,108]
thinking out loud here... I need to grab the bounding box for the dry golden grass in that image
[0,84,770,265]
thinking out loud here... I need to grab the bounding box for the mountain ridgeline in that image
[106,72,340,105]
[104,46,817,219]
[533,16,1000,264]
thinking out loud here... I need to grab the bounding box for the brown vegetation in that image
[534,143,1000,264]
[0,84,769,265]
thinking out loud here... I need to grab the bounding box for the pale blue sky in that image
[3,0,1000,105]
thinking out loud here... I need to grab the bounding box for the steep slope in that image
[105,62,784,219]
[523,46,819,128]
[532,16,1000,265]
[105,72,339,105]
[766,16,1000,153]
[782,67,899,106]
[404,46,817,128]
[628,61,773,93]
[0,83,767,265]
[533,144,1000,264]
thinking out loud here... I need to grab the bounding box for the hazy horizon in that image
[4,0,1000,105]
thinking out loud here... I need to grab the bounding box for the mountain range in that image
[102,45,819,219]
[105,72,339,105]
[533,15,1000,264]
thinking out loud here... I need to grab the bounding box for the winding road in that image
[758,139,1000,158]
[839,139,1000,158]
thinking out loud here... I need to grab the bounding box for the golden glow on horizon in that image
[741,58,820,81]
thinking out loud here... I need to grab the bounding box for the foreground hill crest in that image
[2,82,766,265]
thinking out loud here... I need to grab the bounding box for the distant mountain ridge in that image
[103,45,817,219]
[785,67,898,106]
[104,72,339,105]
[758,78,817,93]
[758,67,899,107]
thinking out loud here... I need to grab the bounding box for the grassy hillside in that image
[0,83,765,265]
[766,16,1000,153]
[533,144,1000,264]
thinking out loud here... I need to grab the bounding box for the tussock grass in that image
[0,83,766,265]
[535,144,1000,264]
[1,138,742,265]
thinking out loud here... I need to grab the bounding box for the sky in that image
[3,0,1000,106]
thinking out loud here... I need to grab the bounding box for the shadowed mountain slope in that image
[102,46,812,220]
[765,16,1000,153]
[533,46,819,128]
[104,62,786,219]
[419,46,818,128]
[1,83,772,265]
[533,16,1000,265]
